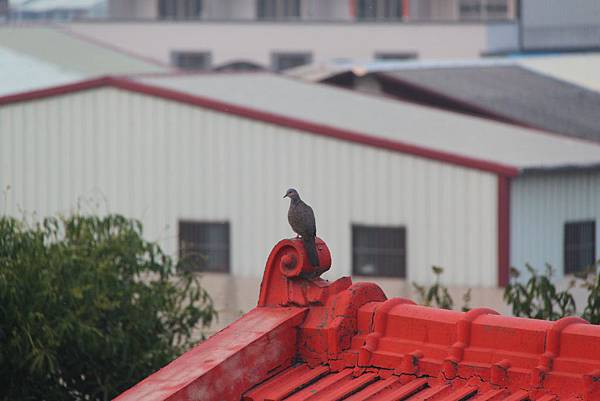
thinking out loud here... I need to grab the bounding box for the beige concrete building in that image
[64,0,521,71]
[63,20,519,70]
[55,0,597,73]
[107,0,519,22]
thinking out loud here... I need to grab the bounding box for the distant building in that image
[0,0,8,17]
[520,0,600,52]
[75,1,520,70]
[1,73,599,325]
[107,0,519,22]
[63,19,518,71]
[52,0,597,71]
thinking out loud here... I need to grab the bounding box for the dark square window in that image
[271,52,312,71]
[171,51,211,70]
[564,220,596,274]
[459,0,508,20]
[356,0,403,21]
[374,52,417,61]
[257,0,275,19]
[159,0,202,19]
[352,225,406,278]
[257,0,300,20]
[179,221,230,273]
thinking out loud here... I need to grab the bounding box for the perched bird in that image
[283,188,319,266]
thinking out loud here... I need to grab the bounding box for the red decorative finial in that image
[258,237,341,307]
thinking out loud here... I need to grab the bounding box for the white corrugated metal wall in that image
[0,87,499,286]
[510,170,600,277]
[521,0,600,50]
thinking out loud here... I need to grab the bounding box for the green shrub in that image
[504,261,600,323]
[503,264,576,320]
[412,266,471,312]
[575,264,600,324]
[0,214,216,401]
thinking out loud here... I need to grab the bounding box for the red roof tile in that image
[115,238,600,401]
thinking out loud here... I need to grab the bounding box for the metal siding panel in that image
[482,174,498,286]
[458,169,470,284]
[522,0,600,50]
[412,157,427,284]
[0,87,498,286]
[511,171,600,278]
[133,73,600,170]
[465,170,479,284]
[17,104,25,212]
[1,104,15,210]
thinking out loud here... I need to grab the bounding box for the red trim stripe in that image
[497,175,511,287]
[0,76,520,177]
[0,77,113,106]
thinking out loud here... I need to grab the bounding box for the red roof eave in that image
[115,238,600,401]
[0,76,520,177]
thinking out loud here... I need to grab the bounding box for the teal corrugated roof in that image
[0,46,82,95]
[0,26,166,77]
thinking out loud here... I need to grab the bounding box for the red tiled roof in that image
[244,364,512,401]
[115,238,600,401]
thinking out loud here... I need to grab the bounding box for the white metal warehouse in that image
[1,73,599,320]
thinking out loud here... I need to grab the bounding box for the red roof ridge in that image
[0,76,519,177]
[116,238,600,401]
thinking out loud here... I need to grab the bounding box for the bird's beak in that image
[283,194,288,198]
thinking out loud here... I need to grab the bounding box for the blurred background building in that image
[1,0,600,330]
[56,0,600,71]
[2,73,600,328]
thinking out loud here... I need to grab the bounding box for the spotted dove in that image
[283,188,319,266]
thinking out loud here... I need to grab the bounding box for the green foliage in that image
[575,263,600,324]
[413,261,600,324]
[0,214,217,401]
[412,266,471,311]
[461,288,472,313]
[503,264,576,320]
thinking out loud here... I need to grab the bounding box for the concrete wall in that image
[409,0,457,21]
[408,0,518,21]
[65,21,518,68]
[206,0,256,20]
[108,0,349,20]
[510,170,600,278]
[107,0,519,22]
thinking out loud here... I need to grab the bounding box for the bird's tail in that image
[303,236,320,267]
